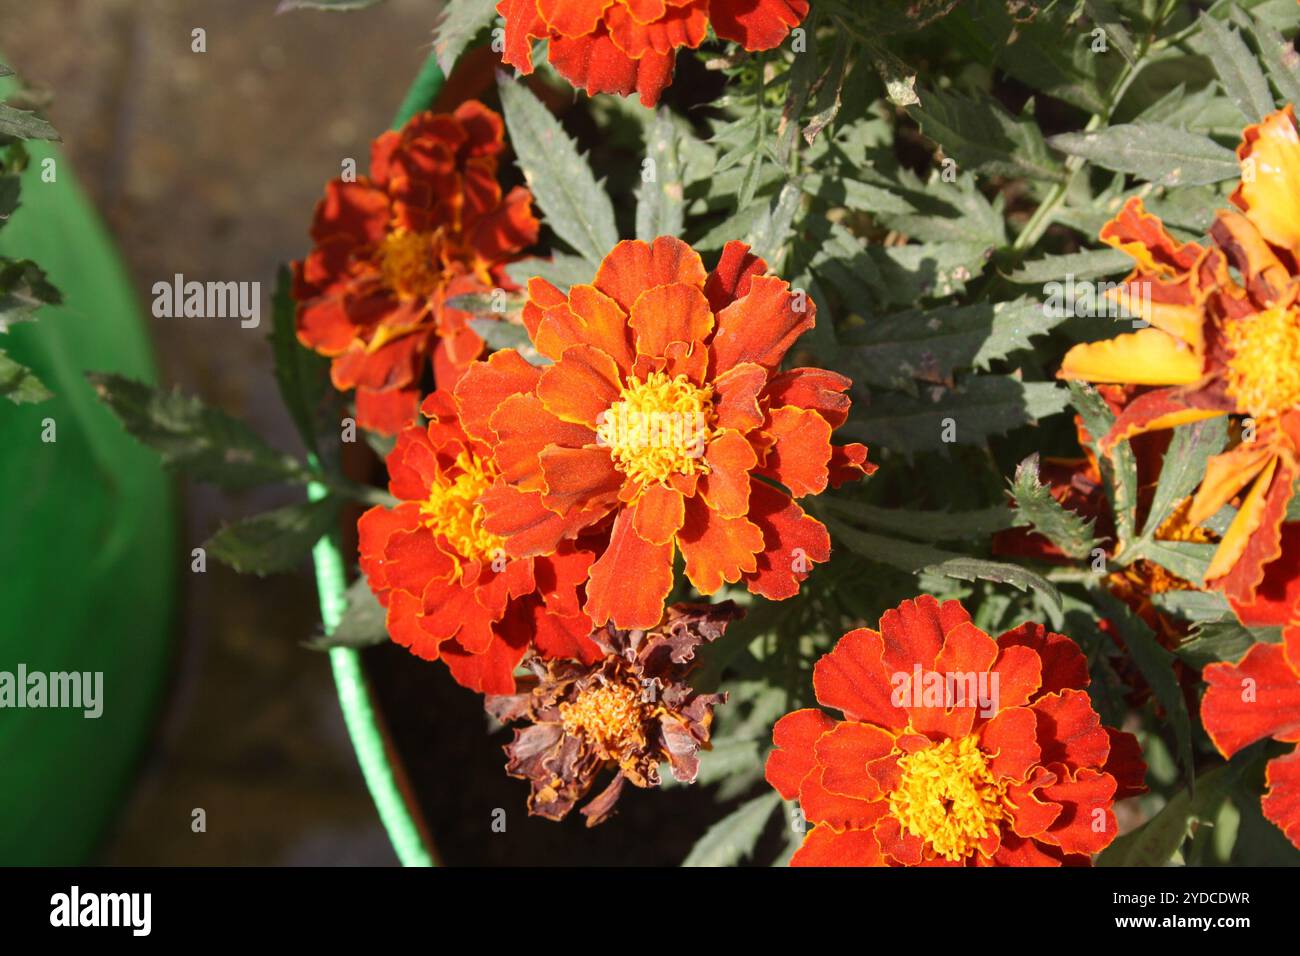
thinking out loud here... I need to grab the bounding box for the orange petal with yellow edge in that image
[1100,388,1226,454]
[628,282,713,361]
[535,283,636,370]
[711,274,814,373]
[1202,642,1300,757]
[539,445,623,517]
[698,429,757,518]
[757,404,832,498]
[537,343,623,427]
[1262,750,1300,850]
[1211,459,1294,603]
[1059,327,1202,386]
[676,495,762,593]
[765,708,835,800]
[1232,105,1300,259]
[583,508,674,629]
[789,824,887,867]
[593,236,707,312]
[1100,196,1203,276]
[629,481,685,545]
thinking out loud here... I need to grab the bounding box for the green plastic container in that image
[0,126,177,864]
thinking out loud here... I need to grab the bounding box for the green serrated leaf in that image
[910,87,1065,182]
[1176,617,1281,669]
[498,76,619,266]
[268,265,328,456]
[0,256,62,330]
[818,497,1012,542]
[844,376,1067,455]
[803,35,848,145]
[0,103,58,141]
[1135,540,1216,586]
[87,372,304,488]
[1140,416,1228,539]
[923,556,1064,625]
[1194,12,1276,123]
[306,576,390,650]
[0,347,50,403]
[1097,763,1240,866]
[681,791,781,867]
[825,516,966,572]
[205,496,339,575]
[1094,590,1193,785]
[432,0,498,75]
[1067,380,1139,551]
[745,179,803,269]
[1248,10,1300,107]
[875,167,1007,246]
[1048,123,1238,188]
[1083,0,1137,64]
[1005,248,1132,284]
[1009,453,1099,560]
[504,253,594,293]
[635,108,684,242]
[838,298,1062,392]
[1150,589,1231,624]
[800,174,916,215]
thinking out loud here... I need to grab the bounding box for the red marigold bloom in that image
[765,595,1147,866]
[454,236,874,631]
[357,391,600,694]
[1059,106,1300,604]
[294,101,538,434]
[496,0,810,107]
[485,601,738,824]
[1203,525,1300,850]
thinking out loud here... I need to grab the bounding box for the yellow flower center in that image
[418,450,505,566]
[559,681,646,758]
[596,372,715,485]
[1224,306,1300,419]
[887,735,1008,863]
[377,227,445,301]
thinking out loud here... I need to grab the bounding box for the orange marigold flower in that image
[496,0,809,107]
[357,391,600,694]
[1203,523,1300,850]
[293,101,538,434]
[1059,106,1300,605]
[454,236,874,630]
[485,601,739,825]
[765,595,1147,866]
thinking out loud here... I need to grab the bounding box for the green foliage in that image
[432,0,498,75]
[87,373,306,488]
[205,497,340,575]
[498,74,620,267]
[0,74,61,402]
[1098,762,1242,866]
[1009,453,1100,560]
[306,577,390,650]
[268,265,329,456]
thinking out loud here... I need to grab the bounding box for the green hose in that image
[311,46,450,867]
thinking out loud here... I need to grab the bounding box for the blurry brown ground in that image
[0,0,731,866]
[0,0,445,865]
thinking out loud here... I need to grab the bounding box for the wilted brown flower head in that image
[484,602,741,826]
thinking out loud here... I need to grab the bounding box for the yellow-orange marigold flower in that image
[454,236,874,631]
[1058,106,1300,605]
[766,596,1147,866]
